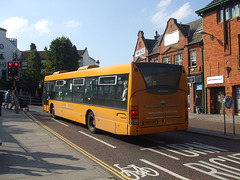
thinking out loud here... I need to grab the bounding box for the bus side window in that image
[116,74,129,110]
[55,80,64,101]
[84,77,98,104]
[98,75,116,107]
[50,81,56,99]
[63,79,73,101]
[73,86,84,102]
[73,78,85,103]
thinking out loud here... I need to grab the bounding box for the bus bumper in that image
[128,122,188,135]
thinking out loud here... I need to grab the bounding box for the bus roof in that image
[44,63,131,81]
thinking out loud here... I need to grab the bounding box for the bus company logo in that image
[62,103,73,110]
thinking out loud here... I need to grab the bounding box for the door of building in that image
[214,88,225,114]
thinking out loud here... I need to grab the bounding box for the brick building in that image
[133,18,204,113]
[196,0,240,114]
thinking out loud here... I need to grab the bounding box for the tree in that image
[44,36,80,75]
[20,50,43,96]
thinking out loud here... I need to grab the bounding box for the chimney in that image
[30,43,36,50]
[154,30,159,40]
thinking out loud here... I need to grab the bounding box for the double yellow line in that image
[25,112,131,180]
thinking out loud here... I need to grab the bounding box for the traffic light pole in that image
[7,61,20,113]
[12,80,19,114]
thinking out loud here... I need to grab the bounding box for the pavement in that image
[0,106,239,180]
[0,107,115,180]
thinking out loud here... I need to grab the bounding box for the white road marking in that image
[52,118,69,127]
[79,131,116,148]
[140,159,190,180]
[141,147,180,160]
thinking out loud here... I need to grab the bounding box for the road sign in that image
[224,96,233,109]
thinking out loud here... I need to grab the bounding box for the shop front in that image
[236,86,240,115]
[187,75,203,113]
[207,76,225,114]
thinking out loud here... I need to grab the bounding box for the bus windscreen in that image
[135,63,182,94]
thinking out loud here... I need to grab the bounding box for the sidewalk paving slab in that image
[0,108,114,180]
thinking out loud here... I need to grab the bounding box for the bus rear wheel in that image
[87,112,97,133]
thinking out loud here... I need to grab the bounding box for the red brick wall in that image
[133,32,148,62]
[203,7,240,114]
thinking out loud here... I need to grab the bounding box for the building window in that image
[219,3,240,22]
[163,57,170,64]
[226,6,232,20]
[190,51,196,67]
[174,54,183,65]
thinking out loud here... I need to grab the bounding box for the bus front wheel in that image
[87,112,97,133]
[51,105,57,119]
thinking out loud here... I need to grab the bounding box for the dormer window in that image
[219,3,240,23]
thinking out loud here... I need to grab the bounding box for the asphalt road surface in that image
[29,110,240,180]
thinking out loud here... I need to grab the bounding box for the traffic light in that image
[7,61,20,81]
[7,62,13,81]
[13,62,20,81]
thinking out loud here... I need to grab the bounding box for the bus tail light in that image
[130,106,139,124]
[185,103,188,121]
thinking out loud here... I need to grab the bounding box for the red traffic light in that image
[8,62,13,66]
[14,62,19,66]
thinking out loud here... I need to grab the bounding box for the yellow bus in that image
[43,62,188,135]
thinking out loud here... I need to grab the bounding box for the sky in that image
[1,0,211,67]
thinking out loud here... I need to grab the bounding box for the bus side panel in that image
[71,104,85,124]
[115,110,128,135]
[93,107,116,134]
[49,101,85,124]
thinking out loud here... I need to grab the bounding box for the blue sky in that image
[1,0,210,67]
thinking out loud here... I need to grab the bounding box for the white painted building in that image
[0,27,21,78]
[78,48,100,67]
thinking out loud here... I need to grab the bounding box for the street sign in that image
[224,96,233,109]
[223,95,236,136]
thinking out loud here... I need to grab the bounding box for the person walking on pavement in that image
[4,89,11,109]
[195,95,201,114]
[9,92,16,110]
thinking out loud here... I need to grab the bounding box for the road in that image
[28,109,240,180]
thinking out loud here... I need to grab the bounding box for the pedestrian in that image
[194,95,201,114]
[4,89,11,109]
[9,92,16,110]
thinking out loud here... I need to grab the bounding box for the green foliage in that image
[20,50,43,95]
[44,36,80,75]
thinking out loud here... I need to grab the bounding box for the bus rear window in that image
[135,63,182,94]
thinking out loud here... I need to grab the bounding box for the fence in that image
[21,96,42,106]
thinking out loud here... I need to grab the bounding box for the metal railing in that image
[20,96,42,106]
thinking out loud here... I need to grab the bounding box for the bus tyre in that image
[51,105,56,119]
[87,112,97,133]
